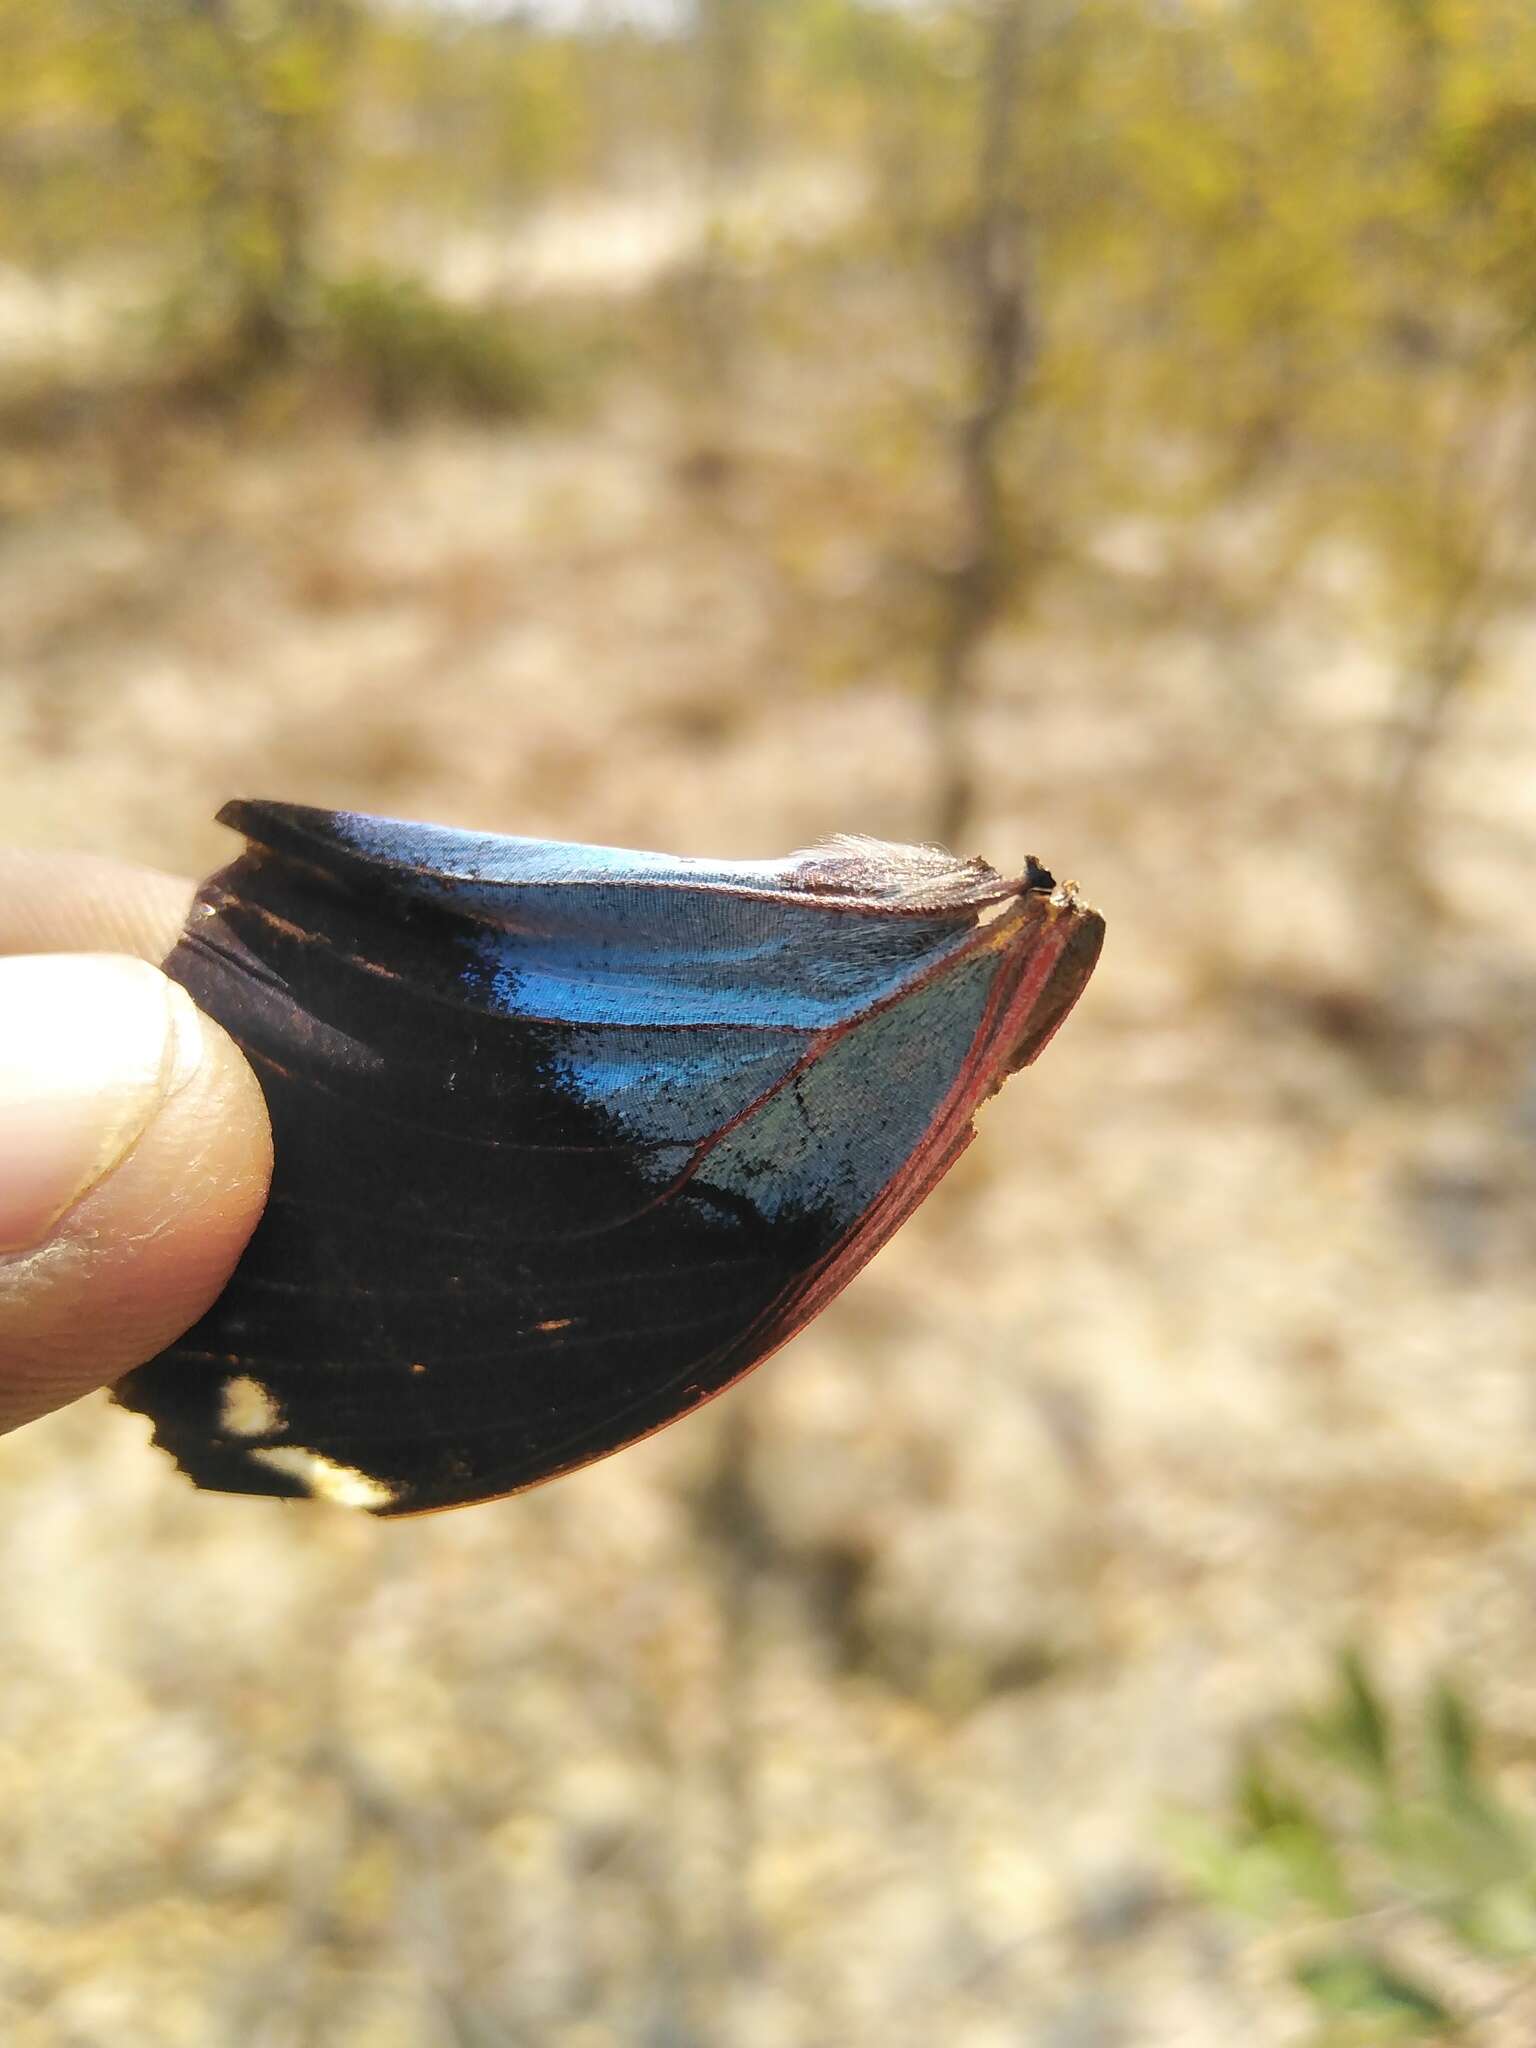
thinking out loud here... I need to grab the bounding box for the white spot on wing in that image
[250,1445,397,1511]
[220,1375,282,1437]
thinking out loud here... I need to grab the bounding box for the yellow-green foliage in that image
[1170,1651,1536,2043]
[6,0,1536,723]
[352,12,600,231]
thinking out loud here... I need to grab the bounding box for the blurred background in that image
[3,1,1535,2041]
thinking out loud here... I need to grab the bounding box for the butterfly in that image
[114,800,1104,1515]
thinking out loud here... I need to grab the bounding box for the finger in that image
[0,953,273,1434]
[0,851,195,964]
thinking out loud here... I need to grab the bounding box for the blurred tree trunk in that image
[218,0,358,365]
[686,21,776,1989]
[1356,7,1536,1022]
[699,0,761,182]
[701,1401,768,1985]
[117,0,359,371]
[932,0,1035,849]
[682,0,766,478]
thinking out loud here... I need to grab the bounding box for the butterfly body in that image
[114,801,1103,1515]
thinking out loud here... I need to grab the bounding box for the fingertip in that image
[0,961,272,1433]
[0,851,195,963]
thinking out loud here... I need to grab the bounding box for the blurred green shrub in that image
[313,270,564,426]
[1168,1650,1536,2043]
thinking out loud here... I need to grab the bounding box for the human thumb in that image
[0,954,272,1434]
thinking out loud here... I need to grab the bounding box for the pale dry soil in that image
[1,376,1534,2047]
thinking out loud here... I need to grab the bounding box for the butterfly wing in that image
[113,802,1101,1514]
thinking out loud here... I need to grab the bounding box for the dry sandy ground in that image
[1,366,1534,2046]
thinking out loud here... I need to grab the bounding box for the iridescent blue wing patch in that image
[114,800,1103,1515]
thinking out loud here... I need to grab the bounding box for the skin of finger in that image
[0,852,195,964]
[0,998,274,1434]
